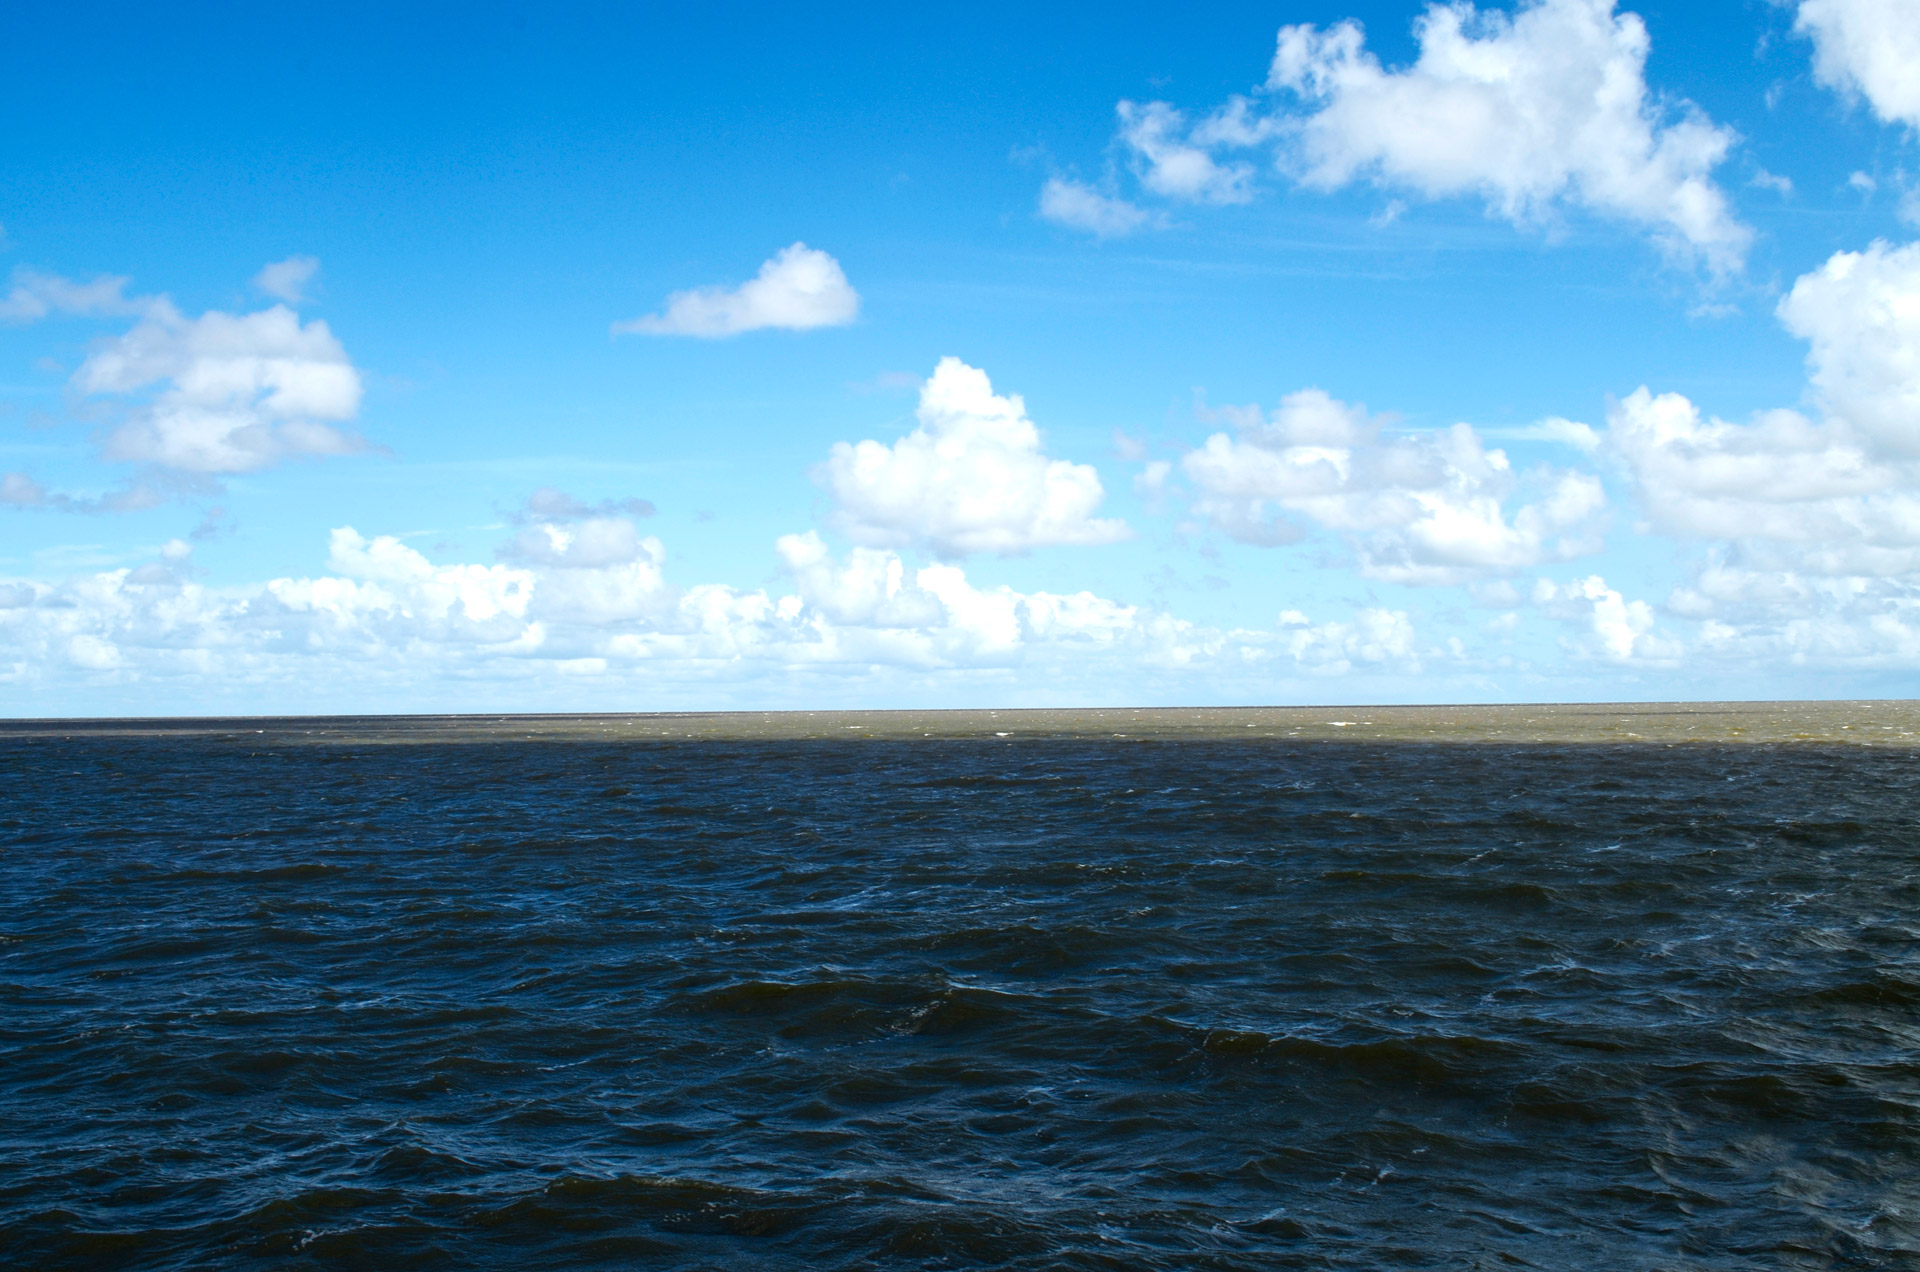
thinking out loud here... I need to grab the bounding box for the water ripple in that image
[0,723,1915,1268]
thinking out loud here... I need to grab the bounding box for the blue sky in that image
[4,0,1920,713]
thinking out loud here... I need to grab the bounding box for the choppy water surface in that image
[2,706,1918,1269]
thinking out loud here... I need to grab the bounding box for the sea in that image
[2,703,1916,1270]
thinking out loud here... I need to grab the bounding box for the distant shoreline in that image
[3,701,1917,746]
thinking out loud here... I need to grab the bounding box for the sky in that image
[3,0,1920,715]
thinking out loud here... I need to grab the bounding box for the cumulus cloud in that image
[494,516,675,626]
[1794,0,1920,131]
[0,265,367,494]
[816,357,1130,557]
[1606,388,1920,575]
[771,530,1154,667]
[1670,564,1920,667]
[1176,388,1605,584]
[318,528,538,633]
[1598,237,1920,662]
[0,269,148,324]
[252,255,320,304]
[78,300,366,473]
[500,517,660,570]
[613,243,859,337]
[1532,574,1678,662]
[1038,177,1158,237]
[1266,0,1748,269]
[1777,239,1920,458]
[0,517,1293,697]
[1606,240,1920,583]
[1050,0,1749,269]
[776,530,946,630]
[1278,606,1420,672]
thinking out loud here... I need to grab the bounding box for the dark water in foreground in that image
[2,713,1917,1269]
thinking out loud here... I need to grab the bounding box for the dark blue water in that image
[2,721,1917,1268]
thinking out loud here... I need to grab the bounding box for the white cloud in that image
[1777,238,1920,458]
[1266,0,1749,271]
[1278,606,1420,672]
[0,263,364,485]
[1051,0,1751,270]
[1600,237,1920,659]
[772,530,1153,668]
[1039,177,1157,237]
[78,300,366,473]
[1794,0,1920,131]
[1532,574,1678,661]
[9,503,1920,698]
[252,255,320,304]
[613,243,859,337]
[1606,388,1920,575]
[1668,563,1920,666]
[816,357,1130,557]
[314,527,539,635]
[776,531,945,630]
[1177,388,1605,583]
[1604,240,1920,583]
[0,517,1298,700]
[501,517,659,570]
[0,269,148,324]
[1117,100,1257,204]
